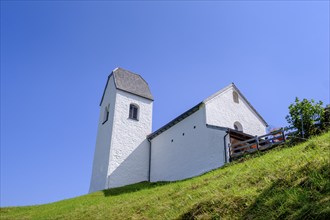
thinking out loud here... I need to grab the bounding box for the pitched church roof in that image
[100,67,153,105]
[148,83,268,140]
[147,102,203,140]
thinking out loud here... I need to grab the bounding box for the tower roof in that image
[100,67,153,106]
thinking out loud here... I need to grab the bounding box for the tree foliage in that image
[286,97,325,139]
[324,105,330,130]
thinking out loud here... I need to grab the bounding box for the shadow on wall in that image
[102,139,155,196]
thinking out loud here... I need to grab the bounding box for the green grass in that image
[1,132,330,220]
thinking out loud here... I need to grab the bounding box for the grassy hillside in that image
[1,132,329,220]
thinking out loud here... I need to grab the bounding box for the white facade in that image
[149,84,267,183]
[150,106,227,182]
[204,85,267,136]
[108,90,152,188]
[90,68,267,193]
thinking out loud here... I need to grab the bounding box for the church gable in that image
[148,83,267,140]
[204,83,267,136]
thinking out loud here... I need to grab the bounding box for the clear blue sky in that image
[1,1,329,207]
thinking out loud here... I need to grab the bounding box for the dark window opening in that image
[234,121,243,132]
[233,91,239,103]
[129,104,139,120]
[182,133,185,136]
[102,105,109,124]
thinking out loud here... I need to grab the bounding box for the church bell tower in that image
[89,67,153,193]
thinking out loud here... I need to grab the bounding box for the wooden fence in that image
[229,128,296,160]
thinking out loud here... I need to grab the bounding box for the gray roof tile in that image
[113,68,153,100]
[100,67,153,106]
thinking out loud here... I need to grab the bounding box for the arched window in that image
[102,105,109,124]
[233,91,239,103]
[234,121,243,132]
[129,104,139,120]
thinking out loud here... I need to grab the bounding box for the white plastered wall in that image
[150,106,227,182]
[89,76,117,193]
[107,90,152,188]
[205,86,267,136]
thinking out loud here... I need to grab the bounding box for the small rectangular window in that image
[129,104,139,120]
[233,91,239,103]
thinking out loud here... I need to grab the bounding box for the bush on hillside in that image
[286,97,325,140]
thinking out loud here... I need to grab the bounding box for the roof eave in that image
[148,102,203,140]
[117,88,154,101]
[99,73,113,106]
[231,83,268,127]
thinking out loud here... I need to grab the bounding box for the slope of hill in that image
[1,132,329,220]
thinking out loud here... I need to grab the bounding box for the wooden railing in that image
[229,127,296,160]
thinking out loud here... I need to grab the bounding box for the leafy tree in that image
[323,105,330,131]
[285,97,324,139]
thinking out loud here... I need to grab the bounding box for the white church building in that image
[89,67,268,193]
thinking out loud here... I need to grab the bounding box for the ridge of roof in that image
[203,83,233,103]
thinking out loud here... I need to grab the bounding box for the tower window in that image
[102,105,109,124]
[233,91,239,103]
[129,104,139,120]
